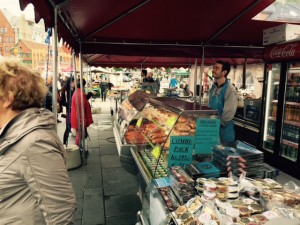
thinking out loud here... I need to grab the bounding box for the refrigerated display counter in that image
[126,98,218,180]
[114,95,219,212]
[114,97,219,225]
[113,90,151,174]
[262,41,300,179]
[233,99,262,148]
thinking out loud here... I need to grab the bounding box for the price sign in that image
[136,117,143,128]
[195,118,220,154]
[152,145,161,159]
[168,136,194,167]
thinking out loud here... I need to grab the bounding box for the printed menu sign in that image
[195,118,220,154]
[168,136,194,167]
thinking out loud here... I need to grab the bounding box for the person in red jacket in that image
[71,79,93,146]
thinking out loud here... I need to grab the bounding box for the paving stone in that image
[61,100,141,224]
[68,169,86,199]
[73,219,82,225]
[101,155,122,168]
[105,194,141,217]
[86,140,100,148]
[102,167,139,196]
[86,149,103,189]
[87,127,99,134]
[82,188,105,225]
[100,144,118,155]
[73,196,83,221]
[97,131,115,141]
[106,214,138,225]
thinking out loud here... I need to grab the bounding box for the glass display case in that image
[262,63,281,153]
[262,62,300,177]
[113,90,151,174]
[280,63,300,161]
[140,82,159,95]
[124,98,219,185]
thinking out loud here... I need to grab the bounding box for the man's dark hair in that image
[61,77,74,92]
[141,69,147,76]
[216,60,231,77]
[77,78,86,88]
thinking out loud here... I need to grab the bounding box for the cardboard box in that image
[263,24,300,46]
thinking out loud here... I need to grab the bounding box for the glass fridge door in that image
[262,63,281,153]
[280,62,300,162]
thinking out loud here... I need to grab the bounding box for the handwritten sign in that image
[168,136,194,167]
[195,118,220,154]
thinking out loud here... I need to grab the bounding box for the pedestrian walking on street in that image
[71,79,93,147]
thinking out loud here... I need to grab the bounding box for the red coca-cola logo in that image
[270,44,297,59]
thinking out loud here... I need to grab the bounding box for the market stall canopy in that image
[19,0,284,60]
[89,66,112,73]
[85,54,263,68]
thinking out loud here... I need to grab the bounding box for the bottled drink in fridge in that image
[295,126,300,142]
[272,104,277,118]
[273,85,279,100]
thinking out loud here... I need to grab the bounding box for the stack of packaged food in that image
[168,174,300,224]
[212,141,264,178]
[195,177,239,202]
[169,166,196,204]
[157,186,180,212]
[140,150,168,178]
[185,161,220,180]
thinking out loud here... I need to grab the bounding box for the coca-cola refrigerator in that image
[262,41,300,179]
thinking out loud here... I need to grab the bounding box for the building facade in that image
[0,10,15,56]
[0,9,81,75]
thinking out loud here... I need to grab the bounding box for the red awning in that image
[19,0,288,66]
[86,54,263,68]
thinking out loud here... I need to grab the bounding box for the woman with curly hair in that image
[0,57,76,225]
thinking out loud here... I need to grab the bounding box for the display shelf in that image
[286,101,300,106]
[287,83,300,87]
[281,138,299,149]
[131,148,152,185]
[113,125,122,156]
[266,135,275,140]
[137,211,150,225]
[288,67,300,73]
[281,154,297,162]
[234,118,260,132]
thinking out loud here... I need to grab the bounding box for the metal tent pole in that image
[193,58,198,106]
[79,42,86,156]
[73,52,82,156]
[52,6,58,131]
[198,46,205,106]
[89,65,93,108]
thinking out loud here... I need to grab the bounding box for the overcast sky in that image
[1,0,34,19]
